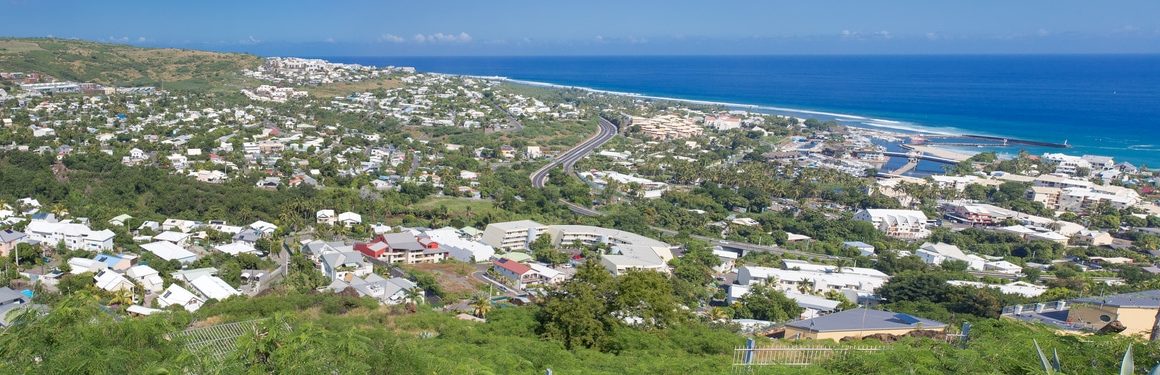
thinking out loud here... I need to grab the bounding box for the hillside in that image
[0,38,261,91]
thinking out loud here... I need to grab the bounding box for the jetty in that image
[954,134,1070,149]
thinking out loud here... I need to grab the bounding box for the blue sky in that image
[2,0,1159,56]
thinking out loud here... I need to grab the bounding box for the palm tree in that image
[797,279,817,295]
[708,307,730,321]
[110,288,134,308]
[470,295,492,318]
[403,287,424,309]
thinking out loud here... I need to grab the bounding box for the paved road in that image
[530,117,618,188]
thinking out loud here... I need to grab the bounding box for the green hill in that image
[0,38,261,91]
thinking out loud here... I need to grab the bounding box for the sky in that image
[2,0,1159,56]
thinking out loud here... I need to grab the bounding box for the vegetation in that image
[0,38,261,91]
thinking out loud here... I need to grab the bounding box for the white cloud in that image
[413,32,473,43]
[240,35,261,45]
[1036,28,1050,37]
[379,34,405,43]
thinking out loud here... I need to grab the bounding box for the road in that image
[530,116,618,188]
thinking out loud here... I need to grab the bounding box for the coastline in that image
[472,75,985,164]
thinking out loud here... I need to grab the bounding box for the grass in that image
[414,196,499,216]
[305,77,403,98]
[0,38,261,92]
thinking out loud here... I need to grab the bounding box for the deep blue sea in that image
[321,55,1160,166]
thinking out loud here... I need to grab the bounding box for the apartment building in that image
[24,221,115,251]
[355,233,446,264]
[481,220,547,251]
[854,209,930,240]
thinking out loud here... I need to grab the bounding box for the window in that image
[1099,314,1112,323]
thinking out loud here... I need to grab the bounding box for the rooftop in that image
[786,308,946,333]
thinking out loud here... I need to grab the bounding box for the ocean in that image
[321,55,1160,167]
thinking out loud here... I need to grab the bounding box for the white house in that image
[93,269,135,292]
[213,241,258,256]
[140,241,199,264]
[337,212,362,227]
[189,275,242,301]
[153,231,192,247]
[854,209,930,239]
[316,209,337,225]
[126,265,164,293]
[916,242,984,271]
[157,284,205,312]
[25,221,115,251]
[320,251,373,281]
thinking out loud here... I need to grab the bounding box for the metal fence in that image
[172,318,268,362]
[732,340,883,370]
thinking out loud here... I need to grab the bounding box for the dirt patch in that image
[408,263,483,296]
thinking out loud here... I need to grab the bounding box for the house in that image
[916,242,984,271]
[0,230,27,257]
[424,228,495,263]
[481,220,547,251]
[249,221,278,235]
[154,231,192,247]
[842,241,876,257]
[24,221,115,251]
[984,260,1024,274]
[108,214,133,227]
[491,258,536,289]
[157,284,205,312]
[325,274,418,305]
[189,275,242,301]
[161,218,199,233]
[539,224,674,275]
[67,257,107,275]
[854,209,930,239]
[320,251,374,281]
[140,241,199,264]
[1074,230,1114,247]
[93,269,135,292]
[948,280,1046,298]
[355,233,446,264]
[213,241,259,256]
[126,265,164,293]
[94,253,137,272]
[783,308,947,340]
[736,265,888,295]
[337,212,362,227]
[0,287,32,327]
[1003,290,1160,336]
[713,248,739,274]
[316,209,337,225]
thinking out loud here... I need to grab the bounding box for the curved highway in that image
[530,116,618,188]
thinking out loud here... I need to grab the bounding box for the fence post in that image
[744,337,755,367]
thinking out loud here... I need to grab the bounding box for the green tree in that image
[735,283,803,321]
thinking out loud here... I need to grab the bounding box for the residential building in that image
[424,228,495,263]
[24,221,115,251]
[188,275,242,301]
[140,241,199,264]
[1003,290,1160,336]
[736,265,888,295]
[325,274,418,305]
[854,209,930,239]
[157,284,205,312]
[93,269,135,292]
[481,220,547,251]
[0,230,26,257]
[126,265,164,293]
[916,242,985,271]
[153,231,192,247]
[355,233,446,264]
[320,251,374,281]
[783,308,947,340]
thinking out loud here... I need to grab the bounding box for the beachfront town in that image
[4,53,1160,365]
